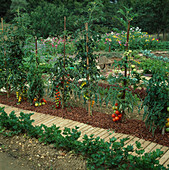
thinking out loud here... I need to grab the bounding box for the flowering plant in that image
[97,27,159,51]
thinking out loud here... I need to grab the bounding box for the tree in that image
[0,0,12,18]
[10,0,28,13]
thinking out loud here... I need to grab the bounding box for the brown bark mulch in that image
[0,92,169,147]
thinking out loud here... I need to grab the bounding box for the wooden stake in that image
[85,23,91,116]
[35,36,39,65]
[1,18,3,33]
[122,20,130,117]
[62,16,66,109]
[35,36,38,55]
[126,21,130,51]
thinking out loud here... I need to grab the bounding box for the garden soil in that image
[0,133,86,170]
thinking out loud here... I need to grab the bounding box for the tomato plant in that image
[0,19,27,97]
[142,69,169,135]
[49,55,74,108]
[26,54,45,104]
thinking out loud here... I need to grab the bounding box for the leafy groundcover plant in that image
[0,107,168,169]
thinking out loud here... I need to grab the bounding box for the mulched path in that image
[0,92,169,147]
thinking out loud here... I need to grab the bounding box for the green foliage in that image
[26,54,45,104]
[2,0,169,37]
[104,51,141,116]
[29,1,72,38]
[38,124,63,145]
[0,106,167,169]
[115,6,138,30]
[139,58,169,75]
[0,107,35,136]
[142,70,169,135]
[97,28,160,52]
[72,26,100,110]
[49,55,74,108]
[10,0,28,13]
[40,37,76,55]
[0,15,27,96]
[0,0,12,18]
[142,50,169,63]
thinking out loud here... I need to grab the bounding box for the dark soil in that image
[0,91,169,147]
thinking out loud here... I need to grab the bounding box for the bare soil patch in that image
[0,133,86,170]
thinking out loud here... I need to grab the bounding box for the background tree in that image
[1,0,169,39]
[0,0,12,21]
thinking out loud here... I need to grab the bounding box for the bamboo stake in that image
[62,16,66,109]
[85,23,91,116]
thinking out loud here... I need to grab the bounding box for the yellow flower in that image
[80,82,86,88]
[18,96,22,102]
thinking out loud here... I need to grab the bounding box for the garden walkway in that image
[0,103,169,168]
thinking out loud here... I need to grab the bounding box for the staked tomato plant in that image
[26,54,45,104]
[0,17,27,97]
[49,55,74,108]
[142,69,169,135]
